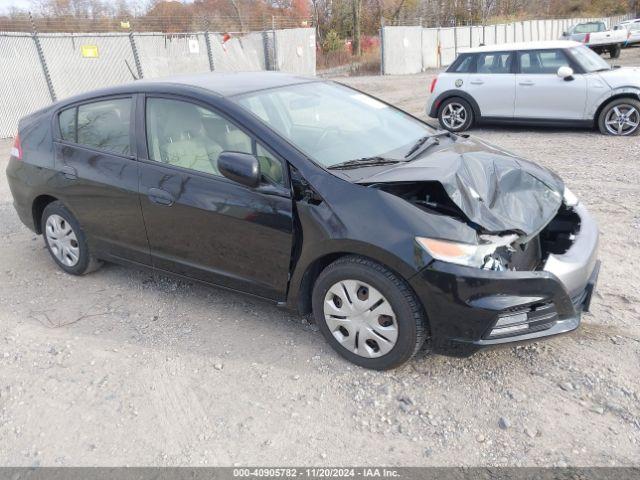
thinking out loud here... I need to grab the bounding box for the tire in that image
[610,44,621,59]
[597,98,640,136]
[438,97,474,133]
[41,201,102,275]
[312,255,428,370]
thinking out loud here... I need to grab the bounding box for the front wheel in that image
[312,256,429,370]
[598,98,640,136]
[438,97,474,133]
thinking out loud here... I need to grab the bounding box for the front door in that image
[466,51,516,118]
[54,96,150,265]
[138,96,293,301]
[515,49,588,120]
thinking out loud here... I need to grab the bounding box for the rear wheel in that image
[41,201,102,275]
[609,44,621,59]
[598,98,640,136]
[438,97,474,133]
[312,255,428,370]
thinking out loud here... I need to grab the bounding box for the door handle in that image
[470,80,484,85]
[519,81,535,86]
[60,165,77,180]
[148,188,174,206]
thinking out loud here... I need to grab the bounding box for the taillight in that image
[584,33,590,43]
[11,134,22,160]
[429,77,438,93]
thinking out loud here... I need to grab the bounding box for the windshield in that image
[234,82,433,167]
[570,45,611,72]
[572,23,605,33]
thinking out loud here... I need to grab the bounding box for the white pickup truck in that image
[561,21,628,58]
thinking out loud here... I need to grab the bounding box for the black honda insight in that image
[6,72,600,369]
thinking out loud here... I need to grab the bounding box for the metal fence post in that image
[271,16,279,71]
[204,18,215,71]
[29,12,56,102]
[128,31,144,79]
[453,23,458,58]
[379,18,386,75]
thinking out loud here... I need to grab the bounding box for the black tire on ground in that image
[597,97,640,136]
[610,44,621,59]
[312,255,429,370]
[41,201,102,275]
[437,97,475,133]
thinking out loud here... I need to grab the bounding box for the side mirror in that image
[562,31,568,36]
[557,66,574,81]
[218,151,261,188]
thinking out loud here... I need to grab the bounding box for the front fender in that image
[589,87,640,118]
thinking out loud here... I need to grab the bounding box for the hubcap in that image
[45,214,80,267]
[441,102,467,130]
[605,105,640,136]
[323,280,398,358]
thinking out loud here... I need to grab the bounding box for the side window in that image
[256,144,284,186]
[146,97,285,185]
[520,50,569,74]
[451,54,474,73]
[476,52,512,74]
[76,98,131,155]
[59,107,76,142]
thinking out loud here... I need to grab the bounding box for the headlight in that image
[563,187,578,207]
[416,235,518,269]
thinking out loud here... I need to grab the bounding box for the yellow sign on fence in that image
[81,45,99,58]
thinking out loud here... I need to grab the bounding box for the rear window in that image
[573,23,605,33]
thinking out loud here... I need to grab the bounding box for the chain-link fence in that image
[0,25,316,138]
[381,14,634,74]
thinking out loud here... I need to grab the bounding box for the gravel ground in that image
[1,46,639,467]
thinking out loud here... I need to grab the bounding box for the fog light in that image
[494,311,528,327]
[489,311,529,337]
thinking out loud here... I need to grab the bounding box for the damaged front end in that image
[354,138,599,356]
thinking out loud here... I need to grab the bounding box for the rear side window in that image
[450,54,475,73]
[476,52,512,74]
[76,98,132,155]
[519,50,569,74]
[59,108,76,141]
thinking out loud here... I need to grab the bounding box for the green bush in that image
[322,30,343,53]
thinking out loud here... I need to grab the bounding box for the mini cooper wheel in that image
[598,98,640,136]
[438,98,474,133]
[312,256,428,370]
[42,201,102,275]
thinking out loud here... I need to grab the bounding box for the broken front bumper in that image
[409,202,600,357]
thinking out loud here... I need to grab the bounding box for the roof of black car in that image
[136,71,317,97]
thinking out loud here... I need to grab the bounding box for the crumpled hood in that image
[597,67,640,89]
[355,136,564,236]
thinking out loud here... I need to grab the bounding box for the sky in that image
[0,0,33,14]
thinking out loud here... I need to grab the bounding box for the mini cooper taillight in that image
[11,134,22,160]
[429,77,438,93]
[584,33,591,43]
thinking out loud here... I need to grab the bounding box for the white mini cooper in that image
[426,40,640,136]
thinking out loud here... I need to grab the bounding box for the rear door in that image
[54,96,150,265]
[137,95,293,301]
[466,51,516,118]
[514,49,588,120]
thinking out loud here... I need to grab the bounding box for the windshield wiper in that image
[327,157,403,170]
[404,131,451,160]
